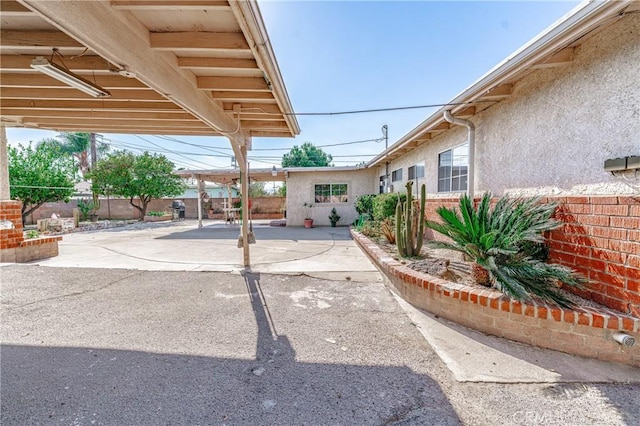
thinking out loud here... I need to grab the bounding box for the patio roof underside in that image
[176,168,285,185]
[0,0,299,156]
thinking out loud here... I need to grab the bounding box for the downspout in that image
[443,110,475,201]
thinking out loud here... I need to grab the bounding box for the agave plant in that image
[425,193,583,307]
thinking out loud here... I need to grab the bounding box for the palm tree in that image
[425,193,584,307]
[40,132,108,179]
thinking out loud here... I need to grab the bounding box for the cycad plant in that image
[425,193,583,307]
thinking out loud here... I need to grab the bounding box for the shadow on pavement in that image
[0,270,460,425]
[155,225,353,242]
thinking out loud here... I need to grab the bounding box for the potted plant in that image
[303,202,314,228]
[328,207,340,227]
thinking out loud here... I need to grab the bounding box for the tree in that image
[248,182,269,198]
[8,142,77,222]
[40,132,109,179]
[281,142,332,167]
[90,151,186,219]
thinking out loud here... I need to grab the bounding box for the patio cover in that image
[0,0,300,266]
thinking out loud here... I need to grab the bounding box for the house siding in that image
[383,12,640,197]
[286,169,377,226]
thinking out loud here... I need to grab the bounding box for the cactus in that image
[395,181,426,257]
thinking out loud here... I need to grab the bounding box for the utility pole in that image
[382,125,389,193]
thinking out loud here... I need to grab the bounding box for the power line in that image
[277,101,477,116]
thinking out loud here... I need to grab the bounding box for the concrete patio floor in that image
[33,220,381,281]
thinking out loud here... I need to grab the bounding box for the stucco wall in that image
[286,169,377,226]
[381,12,640,197]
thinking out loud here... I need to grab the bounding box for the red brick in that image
[629,305,640,319]
[566,196,590,204]
[622,317,635,332]
[577,312,591,326]
[611,217,640,229]
[590,196,620,204]
[629,256,640,269]
[469,292,479,304]
[576,215,609,226]
[592,314,605,328]
[511,301,523,315]
[479,294,489,307]
[590,226,627,240]
[551,252,576,265]
[550,308,562,322]
[593,205,628,216]
[607,316,620,329]
[564,311,575,323]
[500,299,510,312]
[490,297,500,310]
[606,263,629,277]
[563,204,592,214]
[537,305,548,319]
[592,249,626,264]
[460,291,469,302]
[610,240,640,255]
[524,304,535,317]
[630,205,640,216]
[628,278,640,293]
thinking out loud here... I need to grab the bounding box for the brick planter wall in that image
[352,230,640,366]
[1,200,62,263]
[419,195,640,318]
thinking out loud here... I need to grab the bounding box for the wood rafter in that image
[478,84,514,100]
[177,57,257,70]
[212,91,276,102]
[22,117,209,128]
[0,73,148,89]
[150,32,249,51]
[197,76,270,91]
[0,30,82,48]
[223,103,280,114]
[0,108,198,121]
[0,55,115,72]
[0,87,166,101]
[111,0,231,11]
[1,99,181,112]
[533,47,575,69]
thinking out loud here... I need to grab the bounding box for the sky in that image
[6,0,581,171]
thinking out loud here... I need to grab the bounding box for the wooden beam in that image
[224,103,280,114]
[456,106,476,118]
[29,125,218,136]
[0,73,147,89]
[177,57,257,69]
[231,113,284,121]
[22,117,210,128]
[241,120,288,130]
[430,122,451,131]
[0,55,114,72]
[0,87,166,101]
[197,76,270,91]
[249,130,294,138]
[111,0,231,10]
[212,91,275,102]
[533,47,574,69]
[1,99,182,112]
[150,32,249,51]
[0,1,32,14]
[0,30,82,48]
[478,84,514,100]
[1,108,198,121]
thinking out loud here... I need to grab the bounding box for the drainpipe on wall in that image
[443,110,475,201]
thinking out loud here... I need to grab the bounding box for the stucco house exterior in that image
[287,1,639,226]
[285,1,640,317]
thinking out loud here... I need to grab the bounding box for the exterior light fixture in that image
[272,166,277,177]
[30,57,111,98]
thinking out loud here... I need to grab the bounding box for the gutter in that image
[443,110,475,200]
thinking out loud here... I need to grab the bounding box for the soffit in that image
[0,0,299,139]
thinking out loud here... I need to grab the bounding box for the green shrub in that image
[373,192,406,221]
[359,220,381,239]
[26,229,40,239]
[147,211,167,217]
[354,194,376,219]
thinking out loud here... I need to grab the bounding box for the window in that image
[408,163,425,180]
[315,183,348,203]
[391,168,403,182]
[438,143,469,192]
